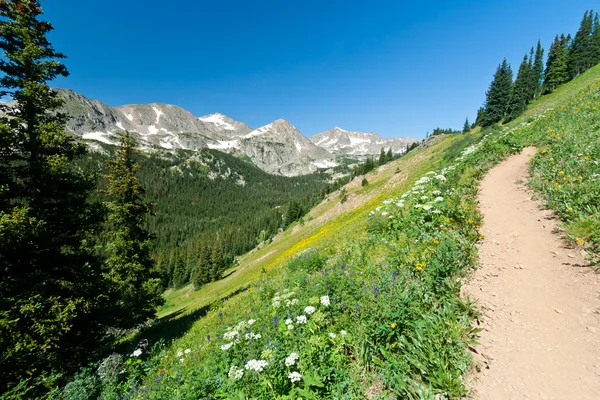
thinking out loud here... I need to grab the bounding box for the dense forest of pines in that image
[477,9,600,127]
[77,146,338,289]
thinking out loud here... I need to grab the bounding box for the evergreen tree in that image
[0,0,109,392]
[386,147,393,161]
[482,59,513,126]
[361,176,369,186]
[531,40,545,99]
[543,34,571,93]
[103,132,164,328]
[568,10,594,78]
[378,147,386,165]
[463,117,470,133]
[592,12,600,65]
[474,106,486,126]
[210,243,224,281]
[506,54,531,122]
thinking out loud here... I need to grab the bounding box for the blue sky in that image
[45,0,597,139]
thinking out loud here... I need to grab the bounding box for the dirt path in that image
[466,147,600,400]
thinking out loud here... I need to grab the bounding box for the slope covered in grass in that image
[61,65,600,400]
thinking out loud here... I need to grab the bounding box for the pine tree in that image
[474,107,486,126]
[386,147,393,161]
[544,34,571,93]
[482,59,513,126]
[592,12,600,65]
[463,117,470,133]
[531,40,545,99]
[210,243,224,281]
[506,55,531,122]
[568,10,594,78]
[0,0,109,392]
[378,147,386,165]
[103,132,164,328]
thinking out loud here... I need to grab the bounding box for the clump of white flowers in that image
[423,205,433,211]
[434,196,444,202]
[285,352,299,367]
[228,365,244,381]
[304,306,316,315]
[247,319,256,325]
[329,332,336,339]
[131,349,142,357]
[320,296,330,307]
[221,342,233,351]
[245,359,268,372]
[289,371,302,382]
[296,315,307,324]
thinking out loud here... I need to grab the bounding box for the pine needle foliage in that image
[103,131,164,328]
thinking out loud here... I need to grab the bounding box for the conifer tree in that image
[482,59,513,126]
[463,117,470,133]
[0,0,109,392]
[543,34,571,93]
[568,10,594,78]
[378,147,386,165]
[103,131,164,327]
[531,40,545,99]
[474,107,486,127]
[386,147,393,161]
[592,12,600,65]
[506,55,531,122]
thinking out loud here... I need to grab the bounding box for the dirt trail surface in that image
[466,147,600,400]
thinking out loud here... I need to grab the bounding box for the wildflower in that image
[285,318,293,325]
[291,298,298,305]
[373,286,380,297]
[432,190,441,195]
[559,170,564,175]
[176,351,183,357]
[391,323,397,329]
[132,349,142,357]
[382,211,389,216]
[435,175,447,181]
[184,349,191,354]
[420,195,428,201]
[304,306,316,315]
[392,269,398,281]
[320,296,330,307]
[433,238,439,245]
[434,196,444,202]
[287,324,294,330]
[414,204,423,209]
[329,332,337,339]
[285,352,299,367]
[288,371,302,383]
[179,358,184,363]
[223,330,239,340]
[245,359,268,372]
[416,263,425,271]
[422,205,433,211]
[247,319,256,325]
[340,330,347,335]
[221,342,233,351]
[296,315,307,324]
[228,365,244,381]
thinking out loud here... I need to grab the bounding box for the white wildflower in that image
[224,330,239,340]
[304,306,316,315]
[381,211,389,216]
[285,318,293,325]
[179,358,184,363]
[340,330,347,335]
[329,332,336,339]
[296,315,307,324]
[401,193,409,199]
[288,324,294,330]
[228,365,244,381]
[245,359,268,372]
[132,349,142,357]
[221,342,234,351]
[396,201,404,208]
[420,195,428,201]
[176,351,183,357]
[434,197,444,202]
[414,204,422,209]
[320,296,330,307]
[435,175,447,181]
[285,352,299,367]
[291,298,298,305]
[247,319,256,325]
[432,190,441,195]
[184,348,191,354]
[288,371,302,383]
[432,209,443,214]
[423,205,433,211]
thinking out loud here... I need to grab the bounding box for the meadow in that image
[61,64,600,399]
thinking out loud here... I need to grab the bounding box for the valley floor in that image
[466,147,600,399]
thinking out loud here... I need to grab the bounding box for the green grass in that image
[59,65,600,400]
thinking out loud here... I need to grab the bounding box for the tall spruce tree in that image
[463,117,470,133]
[474,106,486,127]
[506,55,531,122]
[482,58,513,127]
[543,34,571,93]
[0,0,109,393]
[531,40,545,99]
[103,131,164,328]
[592,12,600,65]
[568,10,594,78]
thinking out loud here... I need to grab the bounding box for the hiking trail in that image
[466,147,600,399]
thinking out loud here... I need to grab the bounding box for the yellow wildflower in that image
[391,323,397,329]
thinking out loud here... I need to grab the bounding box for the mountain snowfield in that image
[311,126,419,156]
[57,89,418,176]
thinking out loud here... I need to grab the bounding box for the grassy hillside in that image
[61,65,600,399]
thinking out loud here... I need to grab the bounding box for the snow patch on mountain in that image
[83,132,114,145]
[244,124,272,139]
[152,106,164,124]
[198,113,236,131]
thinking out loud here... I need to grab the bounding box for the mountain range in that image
[56,89,419,176]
